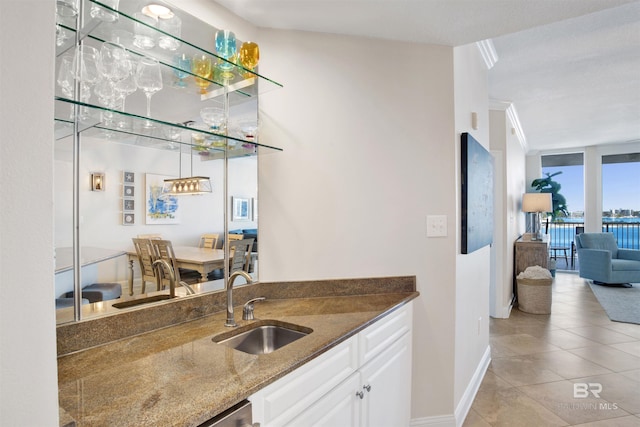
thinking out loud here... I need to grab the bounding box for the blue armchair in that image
[576,232,640,285]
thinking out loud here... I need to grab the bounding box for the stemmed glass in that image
[114,72,137,110]
[134,56,163,127]
[71,45,101,120]
[239,41,260,78]
[191,54,212,94]
[214,30,237,80]
[200,106,226,147]
[98,42,131,83]
[97,42,131,128]
[172,53,191,88]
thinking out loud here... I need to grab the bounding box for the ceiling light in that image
[162,177,212,195]
[142,4,174,19]
[162,138,211,195]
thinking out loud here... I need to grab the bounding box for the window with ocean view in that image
[602,153,640,249]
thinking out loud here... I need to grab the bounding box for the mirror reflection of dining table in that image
[127,246,225,290]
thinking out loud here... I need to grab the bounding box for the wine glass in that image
[57,56,74,98]
[98,42,131,83]
[214,30,237,80]
[114,72,137,111]
[71,45,100,86]
[172,53,191,88]
[134,56,163,127]
[114,72,137,129]
[200,106,226,147]
[191,54,212,94]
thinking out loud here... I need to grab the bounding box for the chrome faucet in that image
[153,259,177,299]
[225,271,253,327]
[152,259,196,298]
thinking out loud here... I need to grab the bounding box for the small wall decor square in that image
[122,171,136,225]
[124,171,135,184]
[123,212,135,225]
[123,185,135,198]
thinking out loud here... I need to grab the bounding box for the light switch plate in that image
[427,215,447,237]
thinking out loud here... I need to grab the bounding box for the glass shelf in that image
[54,97,282,158]
[56,0,282,102]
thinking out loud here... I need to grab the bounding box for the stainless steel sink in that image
[213,320,312,355]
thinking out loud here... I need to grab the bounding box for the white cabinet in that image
[359,332,412,427]
[251,302,413,427]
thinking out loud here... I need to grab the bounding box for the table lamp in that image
[522,193,552,241]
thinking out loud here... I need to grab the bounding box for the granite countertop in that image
[57,278,418,427]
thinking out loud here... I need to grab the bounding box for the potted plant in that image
[531,171,569,220]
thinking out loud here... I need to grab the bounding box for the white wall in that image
[489,108,527,318]
[255,26,493,422]
[0,0,59,425]
[452,43,491,421]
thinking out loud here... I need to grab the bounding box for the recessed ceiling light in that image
[142,4,174,19]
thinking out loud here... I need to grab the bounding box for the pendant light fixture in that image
[162,137,212,195]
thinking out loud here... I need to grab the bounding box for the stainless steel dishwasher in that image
[197,400,256,427]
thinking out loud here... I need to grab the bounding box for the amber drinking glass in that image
[239,41,260,74]
[191,54,212,94]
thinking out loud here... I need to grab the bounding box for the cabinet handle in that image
[356,391,365,399]
[363,384,372,392]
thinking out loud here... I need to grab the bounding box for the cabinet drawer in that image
[358,303,412,366]
[251,335,358,427]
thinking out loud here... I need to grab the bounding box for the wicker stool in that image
[517,278,553,314]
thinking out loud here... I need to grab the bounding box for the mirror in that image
[52,0,273,324]
[54,104,259,324]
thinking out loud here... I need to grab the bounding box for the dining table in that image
[127,246,225,291]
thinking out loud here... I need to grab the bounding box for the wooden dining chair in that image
[131,238,160,295]
[229,238,255,273]
[207,238,255,280]
[199,233,219,249]
[150,239,201,286]
[137,233,162,240]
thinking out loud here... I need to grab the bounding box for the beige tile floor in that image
[464,272,640,427]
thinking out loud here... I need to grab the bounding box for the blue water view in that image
[548,218,640,250]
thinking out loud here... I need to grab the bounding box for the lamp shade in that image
[522,193,552,213]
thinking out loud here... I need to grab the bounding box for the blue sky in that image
[541,162,640,212]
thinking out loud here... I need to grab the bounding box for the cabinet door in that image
[251,336,358,426]
[360,332,412,427]
[284,373,361,427]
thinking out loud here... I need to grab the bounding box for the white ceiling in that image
[214,0,640,152]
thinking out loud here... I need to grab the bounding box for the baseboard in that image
[410,414,456,427]
[409,346,491,427]
[494,301,513,319]
[454,345,492,427]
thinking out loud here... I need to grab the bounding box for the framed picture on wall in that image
[145,173,180,225]
[461,132,494,254]
[123,171,135,184]
[123,199,135,211]
[232,196,251,221]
